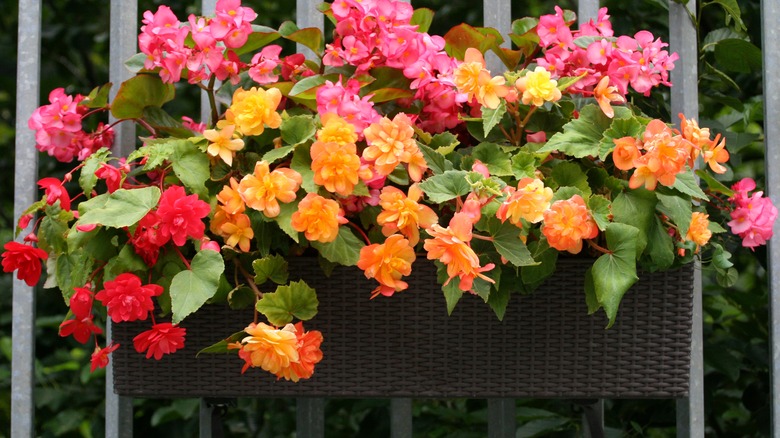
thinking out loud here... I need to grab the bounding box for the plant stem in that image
[586,239,612,255]
[347,221,371,245]
[471,233,494,242]
[207,75,218,126]
[172,246,191,269]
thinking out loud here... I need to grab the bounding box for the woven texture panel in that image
[112,258,693,398]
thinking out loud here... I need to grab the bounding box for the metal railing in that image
[10,0,778,437]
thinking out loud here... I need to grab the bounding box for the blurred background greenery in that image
[0,0,768,436]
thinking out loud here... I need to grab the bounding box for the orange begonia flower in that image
[496,178,553,225]
[216,177,245,215]
[541,195,599,254]
[220,212,254,252]
[234,322,299,378]
[424,212,495,292]
[611,136,641,171]
[290,193,348,243]
[632,119,692,189]
[279,322,324,382]
[357,234,416,298]
[362,113,422,177]
[204,124,244,166]
[310,140,361,196]
[223,87,282,136]
[238,161,302,218]
[317,113,358,146]
[685,212,712,249]
[593,76,626,119]
[376,185,438,245]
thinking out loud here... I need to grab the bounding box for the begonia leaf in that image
[437,262,463,315]
[599,116,645,160]
[511,152,538,179]
[170,250,225,324]
[77,187,161,229]
[428,131,460,155]
[252,254,289,285]
[643,215,675,271]
[591,223,640,327]
[539,105,630,158]
[411,8,434,33]
[234,25,281,56]
[56,251,93,305]
[418,143,453,175]
[197,331,246,356]
[488,219,537,267]
[79,148,112,198]
[263,146,294,164]
[672,171,708,199]
[274,200,302,243]
[487,266,512,321]
[291,143,317,194]
[110,74,175,120]
[227,287,256,310]
[473,142,513,176]
[142,107,194,138]
[482,101,507,138]
[281,115,316,145]
[311,227,363,266]
[256,280,318,326]
[587,195,612,231]
[520,239,558,290]
[103,244,147,282]
[418,170,475,203]
[656,187,693,237]
[83,83,112,109]
[128,139,176,170]
[551,162,591,197]
[279,21,324,55]
[170,140,209,198]
[611,189,656,257]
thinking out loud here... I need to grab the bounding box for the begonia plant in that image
[3,0,777,382]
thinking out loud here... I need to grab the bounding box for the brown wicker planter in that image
[112,258,693,399]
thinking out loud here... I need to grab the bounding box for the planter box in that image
[112,259,693,399]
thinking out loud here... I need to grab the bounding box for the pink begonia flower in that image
[248,45,282,85]
[727,178,778,249]
[156,185,211,247]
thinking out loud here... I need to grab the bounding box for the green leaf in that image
[520,240,558,288]
[611,189,657,257]
[511,152,538,179]
[411,8,434,33]
[437,262,463,315]
[55,251,93,304]
[368,88,415,103]
[592,223,640,327]
[281,115,316,145]
[482,101,507,137]
[170,140,209,198]
[672,171,708,199]
[124,53,147,74]
[418,143,454,175]
[234,25,281,56]
[76,187,161,228]
[696,169,734,196]
[714,39,761,73]
[262,145,294,163]
[142,107,193,138]
[643,216,675,271]
[551,161,591,197]
[110,74,175,119]
[274,199,301,243]
[291,143,317,193]
[197,331,246,356]
[710,0,747,31]
[170,250,226,324]
[487,267,512,320]
[443,24,497,60]
[289,74,335,100]
[656,187,692,236]
[428,132,460,155]
[256,280,319,326]
[418,170,473,203]
[252,254,289,285]
[587,195,612,231]
[79,148,111,198]
[83,83,112,109]
[472,143,513,176]
[556,74,585,91]
[598,116,645,160]
[538,104,615,157]
[716,267,738,287]
[279,21,324,55]
[310,227,364,266]
[103,244,147,281]
[551,186,585,203]
[228,287,256,310]
[127,139,176,169]
[488,219,537,267]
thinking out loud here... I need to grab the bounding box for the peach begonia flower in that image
[541,195,599,254]
[678,113,729,173]
[593,76,625,119]
[290,193,348,243]
[702,135,729,174]
[629,119,691,190]
[475,70,510,110]
[219,212,254,252]
[232,322,299,378]
[216,177,245,215]
[363,113,426,179]
[278,322,323,382]
[238,161,302,218]
[377,185,438,245]
[453,48,509,109]
[611,136,641,171]
[317,113,358,146]
[204,124,244,166]
[515,66,562,107]
[223,86,282,136]
[310,140,361,196]
[357,234,416,299]
[496,178,553,225]
[424,212,495,292]
[685,212,712,248]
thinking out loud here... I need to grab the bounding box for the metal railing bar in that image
[668,1,703,437]
[391,398,413,438]
[577,0,600,25]
[11,1,42,437]
[106,1,138,436]
[761,0,780,435]
[297,398,325,437]
[296,0,324,59]
[487,398,516,438]
[483,0,510,74]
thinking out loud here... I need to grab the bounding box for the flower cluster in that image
[3,0,776,381]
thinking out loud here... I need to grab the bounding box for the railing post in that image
[483,0,510,74]
[487,399,515,438]
[391,398,413,438]
[297,398,325,437]
[106,1,138,437]
[295,0,324,59]
[669,1,703,437]
[761,0,780,436]
[12,1,42,437]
